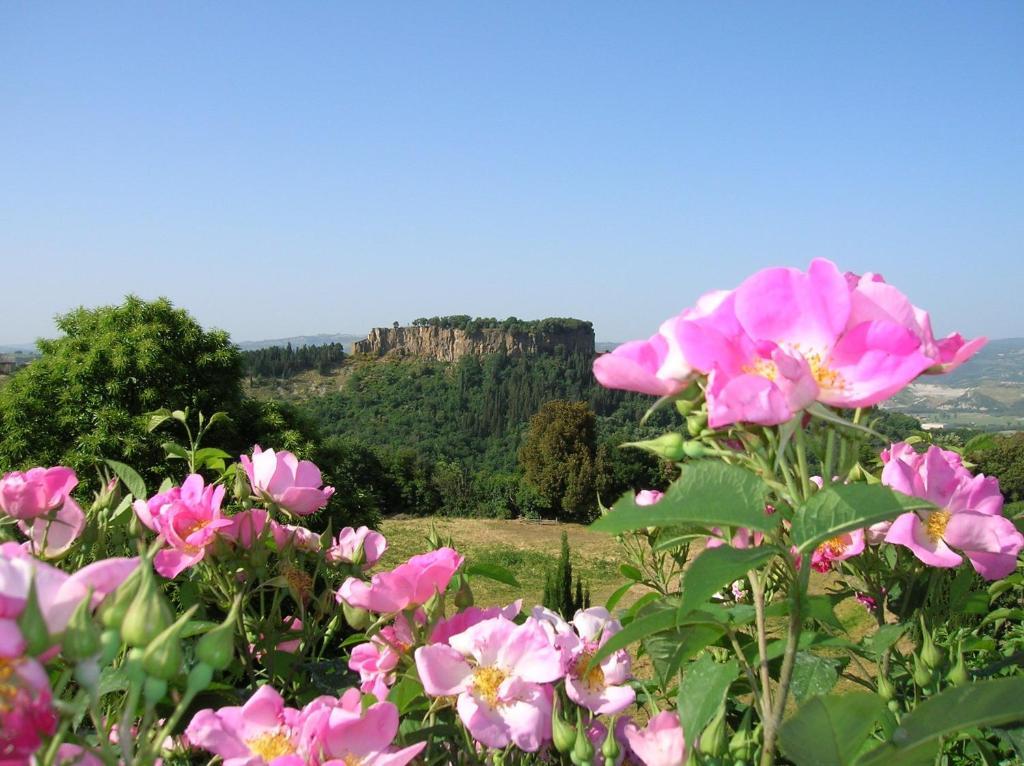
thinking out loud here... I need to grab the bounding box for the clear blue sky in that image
[1,2,1021,346]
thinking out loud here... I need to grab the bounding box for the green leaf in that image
[677,654,738,744]
[145,409,171,433]
[464,562,520,588]
[162,442,190,461]
[388,674,426,714]
[592,602,679,666]
[605,582,634,612]
[619,564,644,582]
[644,622,725,688]
[857,677,1024,766]
[864,623,907,657]
[779,692,886,765]
[790,652,840,703]
[678,545,779,617]
[791,484,933,554]
[104,459,147,500]
[592,461,777,535]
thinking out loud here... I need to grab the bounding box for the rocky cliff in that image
[353,324,595,362]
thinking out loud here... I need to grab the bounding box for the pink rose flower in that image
[429,600,522,645]
[337,547,464,614]
[623,711,687,766]
[561,607,634,715]
[133,474,234,579]
[634,490,664,506]
[882,443,1023,580]
[0,466,77,521]
[55,744,104,766]
[239,446,335,517]
[326,526,387,568]
[348,641,401,701]
[1,466,85,558]
[270,521,322,553]
[845,270,986,374]
[415,616,563,751]
[0,653,57,762]
[677,259,934,427]
[811,528,865,572]
[0,543,139,643]
[223,509,269,549]
[297,688,426,766]
[185,685,305,766]
[593,290,730,397]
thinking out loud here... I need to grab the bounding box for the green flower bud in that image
[622,432,686,462]
[144,676,168,707]
[99,566,143,630]
[121,565,173,648]
[573,710,596,766]
[728,707,755,760]
[453,578,474,610]
[912,653,932,688]
[887,698,901,714]
[342,601,371,630]
[700,703,728,757]
[551,697,576,755]
[947,648,969,686]
[876,672,895,702]
[602,718,621,763]
[99,628,122,666]
[196,597,241,671]
[687,412,708,437]
[919,618,944,670]
[17,580,51,657]
[62,593,101,662]
[675,399,696,416]
[187,662,214,695]
[682,440,707,459]
[141,606,197,681]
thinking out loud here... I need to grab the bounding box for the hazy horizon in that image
[3,3,1021,345]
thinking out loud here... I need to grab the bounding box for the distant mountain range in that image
[885,338,1024,430]
[234,333,368,351]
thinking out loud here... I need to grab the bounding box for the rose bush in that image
[0,258,1022,766]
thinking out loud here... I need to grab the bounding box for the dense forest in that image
[300,350,676,519]
[407,315,593,334]
[241,342,345,379]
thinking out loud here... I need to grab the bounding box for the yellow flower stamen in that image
[245,730,296,761]
[925,511,951,543]
[473,666,508,708]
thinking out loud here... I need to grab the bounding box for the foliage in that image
[408,314,593,335]
[968,431,1024,502]
[541,530,591,618]
[241,341,345,379]
[518,400,598,521]
[0,296,243,486]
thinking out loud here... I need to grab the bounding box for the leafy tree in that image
[968,432,1024,503]
[518,401,597,521]
[0,296,243,484]
[541,531,590,619]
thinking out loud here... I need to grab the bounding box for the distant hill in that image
[235,333,367,351]
[884,338,1024,430]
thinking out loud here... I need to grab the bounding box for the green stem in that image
[793,427,812,502]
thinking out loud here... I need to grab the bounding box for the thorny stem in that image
[748,572,773,721]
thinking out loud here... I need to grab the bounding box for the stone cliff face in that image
[353,325,595,362]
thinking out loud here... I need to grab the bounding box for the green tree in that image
[968,432,1024,503]
[541,531,590,619]
[0,296,243,484]
[518,400,598,521]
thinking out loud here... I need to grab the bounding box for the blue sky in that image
[1,2,1021,345]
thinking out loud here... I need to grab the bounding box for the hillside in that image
[883,338,1024,430]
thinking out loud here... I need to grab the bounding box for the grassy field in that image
[378,516,628,609]
[377,516,876,639]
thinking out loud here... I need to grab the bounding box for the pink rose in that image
[239,446,334,517]
[337,547,464,614]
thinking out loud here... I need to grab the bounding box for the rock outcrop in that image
[353,324,595,362]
